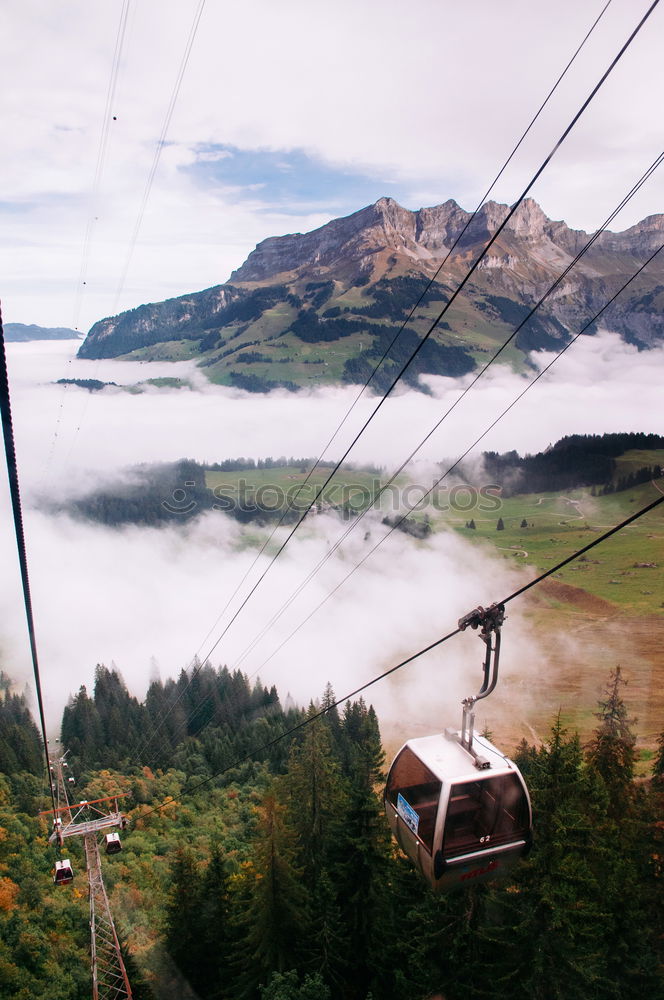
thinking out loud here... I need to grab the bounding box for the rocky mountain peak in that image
[79,192,664,378]
[229,196,566,285]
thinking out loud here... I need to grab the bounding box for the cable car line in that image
[171,0,656,647]
[61,0,209,471]
[130,6,656,765]
[225,150,664,676]
[0,310,57,816]
[149,147,663,759]
[240,235,664,680]
[137,160,664,769]
[42,0,133,494]
[72,0,132,333]
[163,0,615,686]
[112,0,208,314]
[135,491,663,824]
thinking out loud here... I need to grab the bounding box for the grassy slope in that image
[438,479,663,612]
[111,266,531,389]
[205,464,386,513]
[426,477,664,760]
[202,463,663,613]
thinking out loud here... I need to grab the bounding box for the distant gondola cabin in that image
[385,731,531,890]
[105,832,122,855]
[54,859,73,885]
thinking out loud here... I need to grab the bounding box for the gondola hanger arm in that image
[453,602,506,766]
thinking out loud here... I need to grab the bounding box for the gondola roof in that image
[399,731,518,781]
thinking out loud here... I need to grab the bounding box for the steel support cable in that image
[169,0,658,655]
[162,143,664,736]
[135,492,664,822]
[64,0,209,461]
[226,150,664,675]
[245,238,664,679]
[160,0,615,673]
[73,0,132,332]
[132,0,650,764]
[141,223,664,774]
[0,312,57,816]
[112,0,207,312]
[43,0,133,493]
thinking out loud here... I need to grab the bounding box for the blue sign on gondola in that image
[397,793,419,835]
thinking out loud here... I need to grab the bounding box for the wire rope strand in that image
[72,0,132,332]
[112,0,207,312]
[132,0,654,763]
[176,0,660,664]
[245,238,664,678]
[137,148,663,768]
[227,151,664,674]
[135,490,663,822]
[61,1,209,469]
[0,310,57,815]
[156,0,615,682]
[41,1,133,496]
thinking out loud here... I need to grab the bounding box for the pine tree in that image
[329,701,393,1000]
[586,666,637,819]
[0,675,42,775]
[164,847,208,994]
[259,969,331,1000]
[280,710,346,886]
[196,844,232,997]
[231,793,310,998]
[61,684,104,764]
[472,717,614,1000]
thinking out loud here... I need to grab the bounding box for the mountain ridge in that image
[78,196,664,390]
[6,322,81,342]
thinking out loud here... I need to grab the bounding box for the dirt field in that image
[382,581,664,770]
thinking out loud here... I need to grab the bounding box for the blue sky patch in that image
[184,144,410,217]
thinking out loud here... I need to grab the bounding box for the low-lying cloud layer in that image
[1,330,661,741]
[6,332,664,497]
[0,503,538,743]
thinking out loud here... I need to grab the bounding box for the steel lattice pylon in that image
[42,754,133,1000]
[85,834,133,1000]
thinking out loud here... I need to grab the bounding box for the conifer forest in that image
[0,662,662,1000]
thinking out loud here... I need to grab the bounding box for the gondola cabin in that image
[67,776,75,785]
[53,859,74,886]
[105,832,122,855]
[385,731,531,891]
[52,817,63,847]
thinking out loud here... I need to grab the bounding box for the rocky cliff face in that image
[230,196,664,284]
[78,196,664,389]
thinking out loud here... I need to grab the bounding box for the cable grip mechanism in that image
[447,603,506,769]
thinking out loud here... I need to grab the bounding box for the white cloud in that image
[1,331,662,740]
[0,501,539,745]
[5,331,664,499]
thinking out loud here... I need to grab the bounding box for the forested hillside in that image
[47,433,664,531]
[1,664,663,999]
[478,432,664,497]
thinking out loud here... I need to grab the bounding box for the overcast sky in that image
[2,0,663,332]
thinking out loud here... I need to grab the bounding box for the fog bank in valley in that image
[1,330,661,740]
